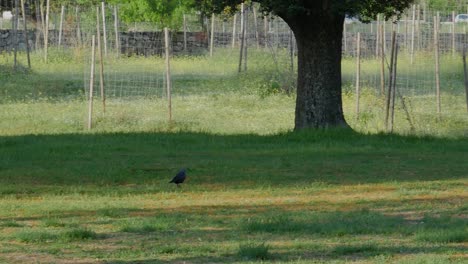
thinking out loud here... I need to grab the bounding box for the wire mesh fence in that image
[0,1,467,134]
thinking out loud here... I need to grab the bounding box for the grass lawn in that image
[0,48,467,263]
[0,130,467,263]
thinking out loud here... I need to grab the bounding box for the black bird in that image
[169,169,187,187]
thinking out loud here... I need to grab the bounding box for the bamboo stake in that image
[164,28,172,122]
[58,5,65,47]
[96,7,105,113]
[101,1,107,56]
[434,15,441,117]
[20,0,30,68]
[355,32,361,120]
[88,36,96,130]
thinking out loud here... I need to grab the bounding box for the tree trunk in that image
[288,14,349,130]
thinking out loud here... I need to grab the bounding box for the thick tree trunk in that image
[288,14,349,130]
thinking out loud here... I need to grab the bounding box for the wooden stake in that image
[114,5,120,56]
[343,21,347,55]
[253,7,259,49]
[289,29,294,73]
[96,6,105,113]
[101,1,108,56]
[88,36,96,131]
[380,24,385,96]
[44,0,49,63]
[410,4,415,64]
[183,14,187,51]
[20,0,30,68]
[231,14,237,48]
[243,6,248,71]
[452,11,456,56]
[355,32,361,120]
[58,5,65,47]
[264,16,268,49]
[164,28,172,122]
[13,0,18,69]
[210,13,215,57]
[463,47,468,113]
[76,6,82,46]
[34,0,41,49]
[434,15,441,117]
[376,15,380,57]
[385,31,397,132]
[390,42,399,132]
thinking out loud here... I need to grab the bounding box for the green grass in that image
[0,130,466,263]
[0,48,467,263]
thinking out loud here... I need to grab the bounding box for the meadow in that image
[0,48,467,263]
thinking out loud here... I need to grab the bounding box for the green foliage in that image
[197,0,416,21]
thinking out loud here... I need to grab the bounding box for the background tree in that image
[197,0,416,130]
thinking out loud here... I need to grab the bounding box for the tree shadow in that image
[0,130,467,195]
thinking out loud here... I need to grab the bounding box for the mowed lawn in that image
[0,130,467,263]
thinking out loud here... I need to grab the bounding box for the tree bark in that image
[287,13,348,130]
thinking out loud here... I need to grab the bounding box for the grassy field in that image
[0,131,467,263]
[0,49,467,263]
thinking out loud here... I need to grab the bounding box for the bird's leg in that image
[177,184,180,188]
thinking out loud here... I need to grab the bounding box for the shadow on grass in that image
[0,130,467,193]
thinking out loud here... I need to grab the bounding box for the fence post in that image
[114,5,120,56]
[20,0,31,68]
[355,32,361,120]
[434,14,441,118]
[343,21,347,55]
[96,6,105,113]
[264,16,268,49]
[210,13,215,57]
[58,5,65,47]
[380,24,385,96]
[385,31,397,132]
[44,0,49,63]
[463,46,468,113]
[164,28,172,123]
[13,0,19,70]
[102,1,108,56]
[410,4,416,64]
[452,11,456,57]
[231,14,237,48]
[183,14,187,51]
[88,36,96,131]
[253,7,259,49]
[390,42,399,133]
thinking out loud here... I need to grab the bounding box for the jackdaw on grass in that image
[169,168,187,187]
